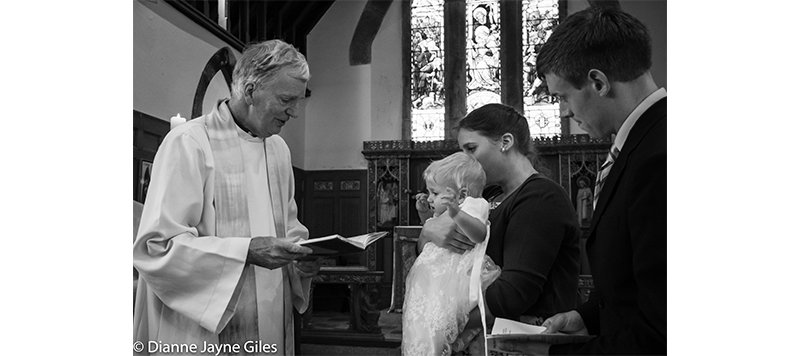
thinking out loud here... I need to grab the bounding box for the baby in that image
[402,152,500,355]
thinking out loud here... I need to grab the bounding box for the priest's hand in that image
[420,214,474,254]
[247,236,313,270]
[294,258,324,278]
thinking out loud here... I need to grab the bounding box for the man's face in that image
[245,69,307,138]
[546,73,611,139]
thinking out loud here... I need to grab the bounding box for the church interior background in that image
[133,0,667,353]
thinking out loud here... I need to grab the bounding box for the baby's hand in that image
[441,188,461,217]
[415,193,431,213]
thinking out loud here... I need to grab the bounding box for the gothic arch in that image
[350,0,395,65]
[191,46,237,119]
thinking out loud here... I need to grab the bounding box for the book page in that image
[487,318,594,347]
[297,234,342,245]
[492,318,546,335]
[347,232,387,247]
[346,233,370,247]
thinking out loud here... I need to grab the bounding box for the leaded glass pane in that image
[525,104,561,137]
[410,0,562,142]
[411,0,445,142]
[522,0,560,138]
[466,0,501,112]
[411,109,446,142]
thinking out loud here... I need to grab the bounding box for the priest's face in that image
[244,69,307,138]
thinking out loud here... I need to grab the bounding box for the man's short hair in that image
[423,152,486,198]
[536,7,652,88]
[231,39,309,99]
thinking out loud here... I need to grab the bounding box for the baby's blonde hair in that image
[423,152,486,198]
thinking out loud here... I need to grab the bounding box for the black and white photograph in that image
[16,0,800,355]
[128,1,672,355]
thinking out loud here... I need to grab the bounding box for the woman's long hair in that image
[457,103,551,178]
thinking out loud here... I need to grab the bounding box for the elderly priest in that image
[133,39,321,355]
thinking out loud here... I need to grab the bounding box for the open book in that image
[486,317,595,351]
[297,231,388,258]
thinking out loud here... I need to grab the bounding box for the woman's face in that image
[457,128,504,185]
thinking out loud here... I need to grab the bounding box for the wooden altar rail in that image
[304,266,384,333]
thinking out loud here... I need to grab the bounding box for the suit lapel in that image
[588,98,667,243]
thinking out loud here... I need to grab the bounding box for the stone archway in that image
[350,0,395,65]
[191,46,237,119]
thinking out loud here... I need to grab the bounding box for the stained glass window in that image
[410,0,560,141]
[411,0,445,142]
[522,0,560,138]
[466,0,502,113]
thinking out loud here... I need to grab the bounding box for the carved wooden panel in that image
[314,181,334,191]
[303,170,369,267]
[133,110,169,204]
[341,180,361,191]
[389,226,422,313]
[307,197,335,237]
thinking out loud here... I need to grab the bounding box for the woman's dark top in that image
[483,174,581,320]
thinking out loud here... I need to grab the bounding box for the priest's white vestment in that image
[133,100,311,355]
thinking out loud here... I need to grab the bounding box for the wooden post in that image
[500,0,524,114]
[401,0,412,140]
[443,0,467,140]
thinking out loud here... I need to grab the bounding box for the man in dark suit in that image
[496,6,666,355]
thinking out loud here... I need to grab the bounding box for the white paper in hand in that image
[492,318,546,335]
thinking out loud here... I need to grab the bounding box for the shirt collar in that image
[614,88,667,151]
[219,100,262,142]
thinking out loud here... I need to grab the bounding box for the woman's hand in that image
[420,214,475,254]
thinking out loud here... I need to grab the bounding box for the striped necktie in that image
[594,146,620,209]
